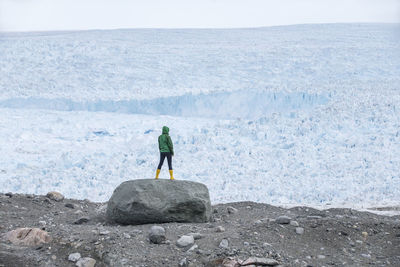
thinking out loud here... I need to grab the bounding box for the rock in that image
[74,217,90,224]
[216,226,225,232]
[65,203,75,209]
[241,257,279,266]
[148,226,166,244]
[317,255,326,259]
[179,258,188,267]
[187,232,202,240]
[187,244,198,253]
[275,216,291,224]
[176,235,195,248]
[3,228,52,246]
[99,230,110,235]
[222,257,241,267]
[123,233,131,239]
[5,192,13,198]
[46,191,64,202]
[76,257,96,267]
[219,239,229,249]
[106,179,212,224]
[227,206,238,214]
[290,221,299,227]
[296,227,304,235]
[68,252,81,262]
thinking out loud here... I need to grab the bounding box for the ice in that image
[0,23,399,209]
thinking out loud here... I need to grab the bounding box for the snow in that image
[0,23,399,209]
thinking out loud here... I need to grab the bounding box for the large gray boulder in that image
[106,179,212,224]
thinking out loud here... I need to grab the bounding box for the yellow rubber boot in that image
[155,169,161,179]
[169,170,174,180]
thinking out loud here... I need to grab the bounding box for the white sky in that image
[0,0,399,32]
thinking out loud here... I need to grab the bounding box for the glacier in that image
[0,23,399,209]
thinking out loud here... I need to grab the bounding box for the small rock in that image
[179,258,188,267]
[254,220,262,225]
[361,253,371,258]
[187,244,198,253]
[65,203,75,209]
[123,233,131,239]
[76,257,96,267]
[99,230,110,235]
[362,232,368,238]
[39,221,46,226]
[51,255,57,260]
[243,241,249,246]
[317,255,326,259]
[4,228,52,246]
[219,239,229,249]
[275,216,291,224]
[290,221,299,227]
[222,257,241,267]
[74,217,90,224]
[68,253,81,262]
[187,232,202,240]
[241,257,279,266]
[5,192,13,198]
[46,191,64,202]
[148,226,166,244]
[227,206,238,214]
[176,235,194,248]
[216,226,225,232]
[307,215,322,219]
[296,227,304,235]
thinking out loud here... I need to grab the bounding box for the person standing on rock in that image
[155,126,174,180]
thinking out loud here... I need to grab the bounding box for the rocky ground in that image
[0,192,399,267]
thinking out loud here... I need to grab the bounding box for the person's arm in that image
[167,136,174,156]
[158,136,162,151]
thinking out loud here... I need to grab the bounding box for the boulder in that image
[106,179,212,224]
[3,228,52,246]
[176,235,194,248]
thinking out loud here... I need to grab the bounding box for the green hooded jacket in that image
[158,126,174,155]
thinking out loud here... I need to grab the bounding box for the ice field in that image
[0,23,399,208]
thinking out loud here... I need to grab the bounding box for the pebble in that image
[219,239,229,249]
[275,216,291,224]
[216,226,225,232]
[227,206,238,214]
[65,203,75,209]
[5,192,13,198]
[123,233,131,239]
[241,257,279,266]
[75,257,96,267]
[187,232,202,240]
[74,217,90,224]
[317,255,326,259]
[176,235,194,248]
[290,221,299,227]
[361,253,371,258]
[99,230,110,235]
[296,227,304,235]
[68,252,81,262]
[186,244,198,253]
[243,241,250,246]
[46,191,64,202]
[149,226,166,244]
[178,258,188,267]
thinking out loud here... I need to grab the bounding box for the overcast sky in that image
[0,0,399,32]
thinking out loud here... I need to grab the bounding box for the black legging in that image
[157,152,172,170]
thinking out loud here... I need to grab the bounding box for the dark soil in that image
[0,193,399,266]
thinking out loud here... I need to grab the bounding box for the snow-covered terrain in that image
[0,23,399,208]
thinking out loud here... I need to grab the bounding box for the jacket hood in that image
[162,126,169,134]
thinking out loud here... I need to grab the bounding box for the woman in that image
[155,126,174,180]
